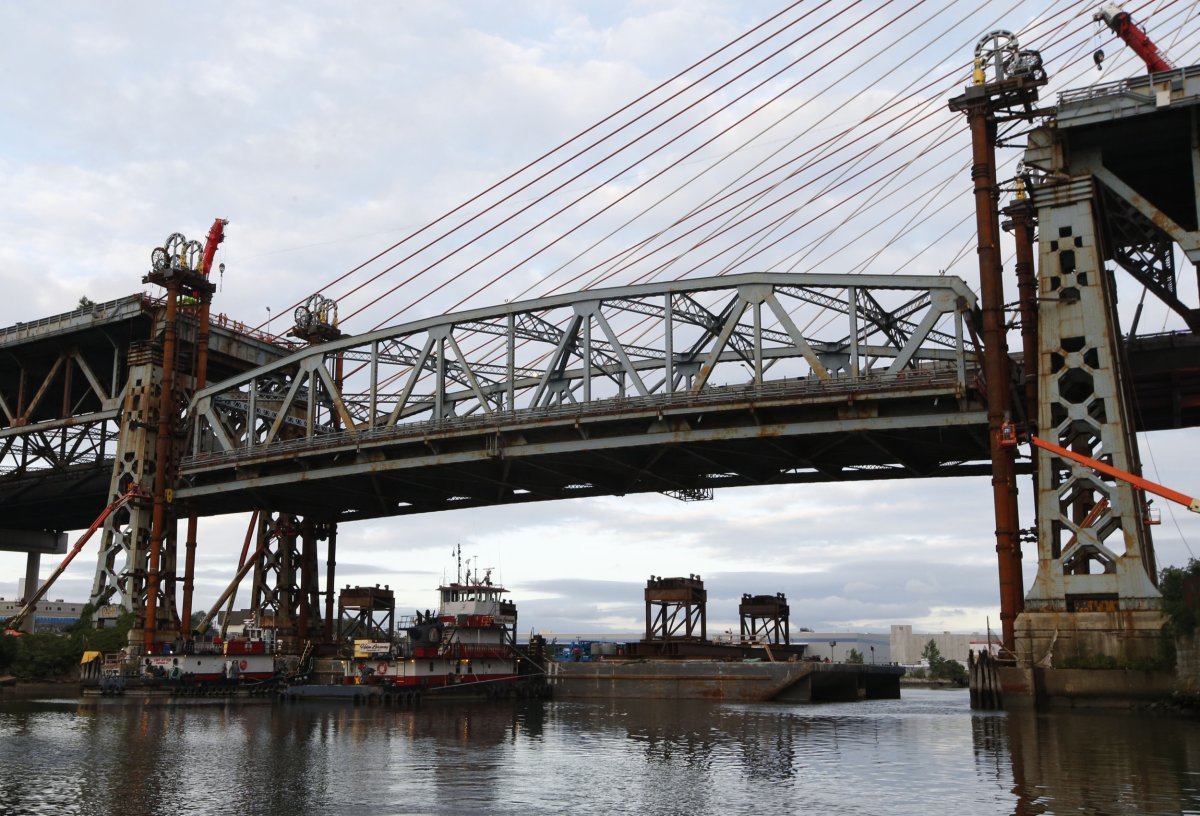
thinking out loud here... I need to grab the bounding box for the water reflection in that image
[0,690,1196,815]
[996,706,1200,815]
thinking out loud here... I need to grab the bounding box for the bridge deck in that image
[178,367,992,520]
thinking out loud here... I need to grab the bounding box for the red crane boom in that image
[200,217,228,277]
[1000,423,1199,514]
[1095,3,1173,74]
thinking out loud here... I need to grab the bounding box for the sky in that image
[1,0,1198,638]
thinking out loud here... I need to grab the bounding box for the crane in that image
[1094,3,1174,74]
[200,217,228,277]
[999,423,1199,514]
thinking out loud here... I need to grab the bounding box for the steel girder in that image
[188,273,977,455]
[0,295,292,532]
[177,273,989,519]
[0,298,138,531]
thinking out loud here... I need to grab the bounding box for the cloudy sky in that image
[2,1,1197,637]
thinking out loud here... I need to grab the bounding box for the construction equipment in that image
[1094,3,1173,73]
[1000,422,1199,514]
[2,487,148,632]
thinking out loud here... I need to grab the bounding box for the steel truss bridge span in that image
[179,273,990,520]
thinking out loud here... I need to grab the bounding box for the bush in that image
[932,659,968,684]
[0,635,19,673]
[1058,652,1172,671]
[0,609,135,680]
[1160,559,1200,636]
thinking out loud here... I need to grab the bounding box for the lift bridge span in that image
[179,272,991,520]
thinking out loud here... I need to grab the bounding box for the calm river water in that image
[0,688,1197,815]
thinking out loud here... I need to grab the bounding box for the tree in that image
[920,639,967,684]
[1,610,134,680]
[846,648,864,664]
[1160,559,1200,636]
[77,296,95,309]
[921,639,943,668]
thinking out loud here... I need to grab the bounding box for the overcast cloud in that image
[1,1,1197,635]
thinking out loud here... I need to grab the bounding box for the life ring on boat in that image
[376,662,389,675]
[239,659,248,671]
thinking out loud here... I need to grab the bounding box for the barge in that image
[548,658,904,702]
[546,576,904,703]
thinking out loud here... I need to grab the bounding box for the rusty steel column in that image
[180,291,212,632]
[299,520,315,639]
[1008,193,1039,431]
[950,34,1045,677]
[324,524,337,642]
[143,278,179,649]
[181,514,198,633]
[966,105,1024,652]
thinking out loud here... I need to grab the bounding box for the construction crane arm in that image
[200,218,228,277]
[2,487,147,633]
[1095,3,1173,73]
[1000,423,1199,513]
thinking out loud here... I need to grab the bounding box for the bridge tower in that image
[88,227,221,649]
[1011,67,1200,667]
[89,340,167,626]
[233,295,344,651]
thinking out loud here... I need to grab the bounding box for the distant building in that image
[889,624,997,666]
[0,594,86,631]
[799,632,890,663]
[213,609,258,636]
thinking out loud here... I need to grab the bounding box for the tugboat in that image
[283,555,547,703]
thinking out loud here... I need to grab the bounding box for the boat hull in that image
[282,675,546,703]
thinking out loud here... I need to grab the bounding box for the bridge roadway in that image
[178,365,992,521]
[1,273,1196,530]
[0,294,288,531]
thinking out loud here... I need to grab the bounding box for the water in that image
[0,688,1197,816]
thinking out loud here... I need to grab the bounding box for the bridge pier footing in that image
[1013,610,1169,671]
[973,610,1188,709]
